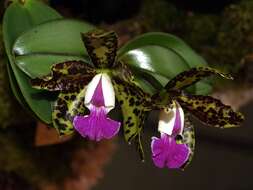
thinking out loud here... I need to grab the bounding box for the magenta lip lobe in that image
[73,75,120,141]
[151,135,190,169]
[73,106,120,141]
[152,102,189,169]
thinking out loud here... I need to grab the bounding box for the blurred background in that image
[0,0,253,189]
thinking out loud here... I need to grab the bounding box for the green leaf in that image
[13,19,95,78]
[3,0,62,124]
[118,32,207,68]
[119,45,189,83]
[118,32,212,95]
[23,0,61,24]
[13,19,94,58]
[6,61,27,107]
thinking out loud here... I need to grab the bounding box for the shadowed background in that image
[0,0,253,189]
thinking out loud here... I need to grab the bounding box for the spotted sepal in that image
[31,61,96,92]
[180,114,195,169]
[165,67,233,91]
[81,29,118,68]
[112,77,151,158]
[175,94,244,128]
[52,88,87,135]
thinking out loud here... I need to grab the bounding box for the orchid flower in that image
[31,29,151,148]
[150,67,244,169]
[30,29,244,167]
[73,73,120,141]
[151,101,191,168]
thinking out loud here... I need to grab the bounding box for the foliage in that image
[0,24,32,128]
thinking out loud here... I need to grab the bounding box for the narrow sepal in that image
[112,77,151,143]
[165,67,233,91]
[175,94,244,128]
[31,61,96,92]
[52,89,87,135]
[81,29,118,68]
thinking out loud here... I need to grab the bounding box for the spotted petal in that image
[112,77,151,159]
[81,29,118,68]
[165,67,233,91]
[52,89,87,135]
[31,61,96,92]
[175,94,244,128]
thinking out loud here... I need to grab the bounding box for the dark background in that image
[1,0,252,189]
[50,0,239,23]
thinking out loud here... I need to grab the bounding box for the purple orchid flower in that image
[151,101,190,169]
[73,73,121,141]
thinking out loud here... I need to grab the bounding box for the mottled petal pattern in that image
[181,114,195,168]
[151,134,190,169]
[112,76,152,160]
[81,29,118,68]
[113,78,150,137]
[176,94,244,128]
[31,61,96,92]
[165,67,233,91]
[52,88,87,135]
[73,105,120,141]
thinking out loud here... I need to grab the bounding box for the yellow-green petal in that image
[81,29,118,68]
[31,60,96,92]
[52,89,87,135]
[175,94,244,128]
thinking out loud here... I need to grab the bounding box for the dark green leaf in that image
[3,0,62,123]
[6,61,27,107]
[13,19,94,57]
[118,32,212,95]
[118,33,208,69]
[13,19,95,78]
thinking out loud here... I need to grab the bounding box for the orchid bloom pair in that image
[31,29,244,169]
